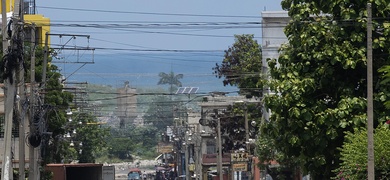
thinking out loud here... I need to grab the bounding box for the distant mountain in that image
[55,52,238,95]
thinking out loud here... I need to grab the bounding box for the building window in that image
[206,140,216,154]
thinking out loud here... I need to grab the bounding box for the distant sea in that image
[54,52,238,95]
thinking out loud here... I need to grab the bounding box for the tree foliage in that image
[262,0,390,179]
[157,71,183,93]
[144,95,175,132]
[108,125,158,159]
[213,34,263,97]
[73,112,110,163]
[212,103,261,154]
[43,111,110,164]
[334,126,390,179]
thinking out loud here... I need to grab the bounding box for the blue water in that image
[54,52,238,95]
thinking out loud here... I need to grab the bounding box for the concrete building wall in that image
[255,10,291,180]
[0,0,15,13]
[0,84,33,167]
[261,11,290,123]
[0,137,31,168]
[24,14,51,47]
[116,85,138,125]
[261,11,290,69]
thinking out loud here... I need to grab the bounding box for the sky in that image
[35,0,284,92]
[37,0,283,52]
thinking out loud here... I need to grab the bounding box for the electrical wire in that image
[37,6,262,19]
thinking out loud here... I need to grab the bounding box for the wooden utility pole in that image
[366,3,375,180]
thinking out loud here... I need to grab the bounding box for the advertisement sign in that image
[202,153,231,165]
[231,153,248,162]
[157,143,173,153]
[232,163,247,171]
[102,166,115,180]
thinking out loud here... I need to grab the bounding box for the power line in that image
[46,42,224,52]
[33,22,263,29]
[37,6,262,19]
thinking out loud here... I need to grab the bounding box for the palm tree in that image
[157,71,183,93]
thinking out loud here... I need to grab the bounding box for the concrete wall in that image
[261,11,290,122]
[0,137,31,168]
[116,85,138,125]
[0,0,15,13]
[0,84,34,167]
[261,11,290,69]
[24,14,51,47]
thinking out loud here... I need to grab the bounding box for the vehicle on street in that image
[128,168,142,180]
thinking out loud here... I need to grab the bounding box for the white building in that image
[261,11,290,122]
[261,11,290,66]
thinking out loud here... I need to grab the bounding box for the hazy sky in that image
[35,1,285,91]
[37,0,283,53]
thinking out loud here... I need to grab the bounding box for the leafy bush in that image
[334,126,390,179]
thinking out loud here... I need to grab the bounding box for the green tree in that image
[262,1,390,179]
[213,34,263,97]
[73,112,110,163]
[107,137,135,160]
[144,95,175,131]
[157,71,183,93]
[334,126,390,179]
[209,103,261,154]
[108,125,158,160]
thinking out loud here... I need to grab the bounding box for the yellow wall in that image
[24,14,50,47]
[0,0,15,13]
[0,0,51,47]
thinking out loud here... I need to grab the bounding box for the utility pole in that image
[1,0,15,179]
[2,0,24,179]
[217,117,223,180]
[185,131,190,180]
[244,105,252,180]
[366,3,375,180]
[195,124,201,180]
[28,25,37,180]
[18,0,26,179]
[28,30,48,180]
[244,104,249,153]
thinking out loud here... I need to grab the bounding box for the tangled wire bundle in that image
[0,33,25,84]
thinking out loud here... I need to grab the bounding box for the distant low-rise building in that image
[116,82,138,127]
